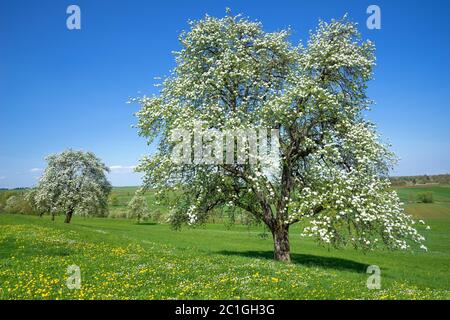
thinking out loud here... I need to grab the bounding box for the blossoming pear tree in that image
[134,12,426,261]
[33,149,112,223]
[127,190,150,223]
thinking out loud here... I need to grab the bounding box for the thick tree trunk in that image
[64,210,73,223]
[272,224,291,262]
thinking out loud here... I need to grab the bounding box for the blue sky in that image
[0,0,449,188]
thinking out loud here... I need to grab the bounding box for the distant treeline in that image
[2,174,450,192]
[390,174,450,187]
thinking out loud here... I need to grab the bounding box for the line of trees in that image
[390,174,450,186]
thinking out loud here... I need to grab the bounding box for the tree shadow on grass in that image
[135,222,158,226]
[217,250,369,273]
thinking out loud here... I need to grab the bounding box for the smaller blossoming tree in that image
[127,191,150,223]
[32,149,112,223]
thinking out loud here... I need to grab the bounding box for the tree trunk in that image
[64,210,73,223]
[272,224,291,262]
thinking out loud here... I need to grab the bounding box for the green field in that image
[396,185,450,219]
[0,185,449,299]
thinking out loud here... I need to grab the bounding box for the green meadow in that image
[0,185,449,299]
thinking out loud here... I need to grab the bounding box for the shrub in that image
[4,196,20,213]
[152,210,164,223]
[108,209,127,219]
[416,192,433,203]
[109,194,120,206]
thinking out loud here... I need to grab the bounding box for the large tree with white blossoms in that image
[135,12,426,261]
[33,149,112,223]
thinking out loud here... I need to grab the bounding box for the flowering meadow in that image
[1,200,449,300]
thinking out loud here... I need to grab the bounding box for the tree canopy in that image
[33,149,112,223]
[134,12,426,261]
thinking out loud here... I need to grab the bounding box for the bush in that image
[109,194,120,206]
[416,192,434,203]
[4,196,18,213]
[152,210,164,223]
[0,192,14,211]
[0,190,43,215]
[108,209,127,219]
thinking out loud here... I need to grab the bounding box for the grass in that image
[0,185,449,299]
[396,185,450,219]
